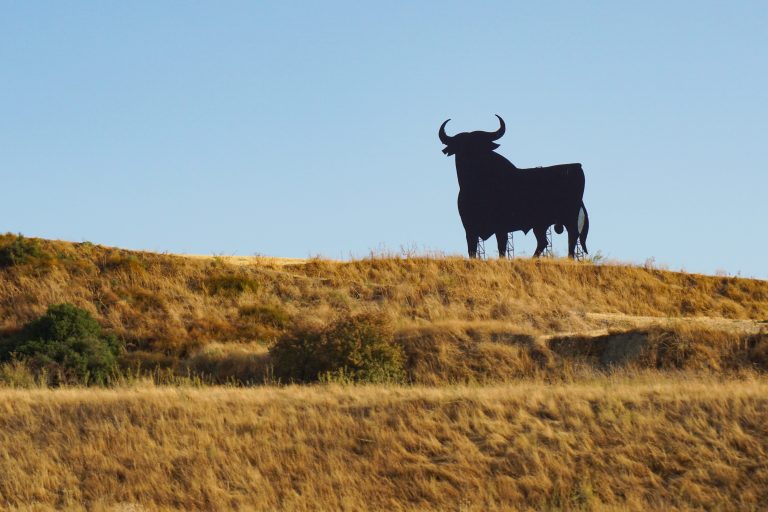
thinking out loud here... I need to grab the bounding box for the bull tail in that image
[578,202,589,254]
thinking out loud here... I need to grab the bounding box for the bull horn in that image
[488,114,505,140]
[439,119,453,145]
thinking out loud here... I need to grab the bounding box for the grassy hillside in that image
[1,234,766,384]
[2,236,766,340]
[2,235,768,510]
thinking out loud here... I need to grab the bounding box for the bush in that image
[0,304,121,385]
[270,313,405,383]
[0,234,50,268]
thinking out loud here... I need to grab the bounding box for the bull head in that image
[439,115,506,156]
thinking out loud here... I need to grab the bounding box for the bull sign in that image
[439,115,589,258]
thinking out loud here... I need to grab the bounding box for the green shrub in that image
[270,313,405,383]
[204,275,259,296]
[0,304,121,385]
[0,234,50,268]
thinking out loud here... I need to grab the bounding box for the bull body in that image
[441,115,590,258]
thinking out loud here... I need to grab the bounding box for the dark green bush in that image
[269,313,405,383]
[0,304,121,385]
[0,234,49,268]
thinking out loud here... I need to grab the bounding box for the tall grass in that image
[1,235,766,354]
[1,379,766,511]
[2,236,768,510]
[2,235,766,385]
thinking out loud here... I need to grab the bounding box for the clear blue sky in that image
[2,2,766,277]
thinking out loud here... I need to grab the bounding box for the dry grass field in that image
[0,235,766,355]
[2,379,768,511]
[1,234,768,510]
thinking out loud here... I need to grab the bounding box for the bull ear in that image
[489,115,505,141]
[439,119,453,145]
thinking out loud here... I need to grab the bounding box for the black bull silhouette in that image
[439,115,589,258]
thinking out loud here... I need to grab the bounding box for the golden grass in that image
[2,235,766,385]
[3,236,768,510]
[181,254,308,266]
[1,378,767,511]
[1,235,766,354]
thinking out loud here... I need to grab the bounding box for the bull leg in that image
[532,226,548,257]
[466,232,478,259]
[495,231,508,258]
[566,222,578,258]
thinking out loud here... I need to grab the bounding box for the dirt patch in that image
[547,332,635,364]
[597,331,648,365]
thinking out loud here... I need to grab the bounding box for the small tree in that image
[0,304,121,385]
[270,313,405,384]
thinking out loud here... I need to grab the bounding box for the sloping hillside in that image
[1,234,766,383]
[2,235,766,336]
[3,235,768,511]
